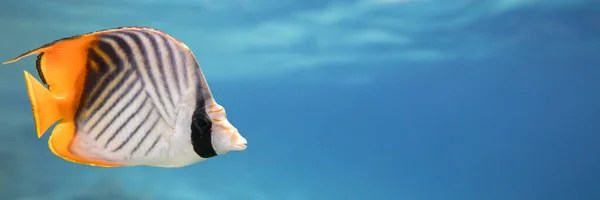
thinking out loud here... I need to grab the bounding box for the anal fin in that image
[48,122,123,167]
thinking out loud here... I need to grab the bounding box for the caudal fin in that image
[23,71,61,138]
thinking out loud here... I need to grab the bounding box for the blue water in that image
[0,0,599,200]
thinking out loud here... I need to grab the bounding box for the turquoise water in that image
[0,0,599,199]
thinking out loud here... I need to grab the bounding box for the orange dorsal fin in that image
[4,34,98,100]
[5,34,99,137]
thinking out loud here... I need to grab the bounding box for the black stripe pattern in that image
[72,27,208,164]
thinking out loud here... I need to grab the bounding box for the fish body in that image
[3,26,247,168]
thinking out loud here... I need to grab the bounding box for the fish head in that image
[206,103,247,155]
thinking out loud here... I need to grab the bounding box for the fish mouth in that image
[232,134,247,151]
[231,143,247,151]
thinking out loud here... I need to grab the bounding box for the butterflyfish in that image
[2,26,248,168]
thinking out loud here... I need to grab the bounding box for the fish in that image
[2,26,248,168]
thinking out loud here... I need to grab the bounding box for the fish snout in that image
[232,132,247,151]
[207,103,247,151]
[210,120,247,154]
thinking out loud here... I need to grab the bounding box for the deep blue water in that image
[0,0,599,200]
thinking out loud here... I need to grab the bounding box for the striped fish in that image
[3,26,247,168]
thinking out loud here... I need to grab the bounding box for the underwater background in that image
[0,0,599,199]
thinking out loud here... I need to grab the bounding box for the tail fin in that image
[23,71,61,138]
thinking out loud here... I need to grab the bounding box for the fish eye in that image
[192,115,201,130]
[192,111,212,134]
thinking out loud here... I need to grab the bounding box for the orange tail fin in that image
[23,71,60,138]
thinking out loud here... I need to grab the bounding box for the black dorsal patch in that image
[191,97,217,158]
[35,53,47,85]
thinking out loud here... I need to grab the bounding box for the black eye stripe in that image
[190,98,217,158]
